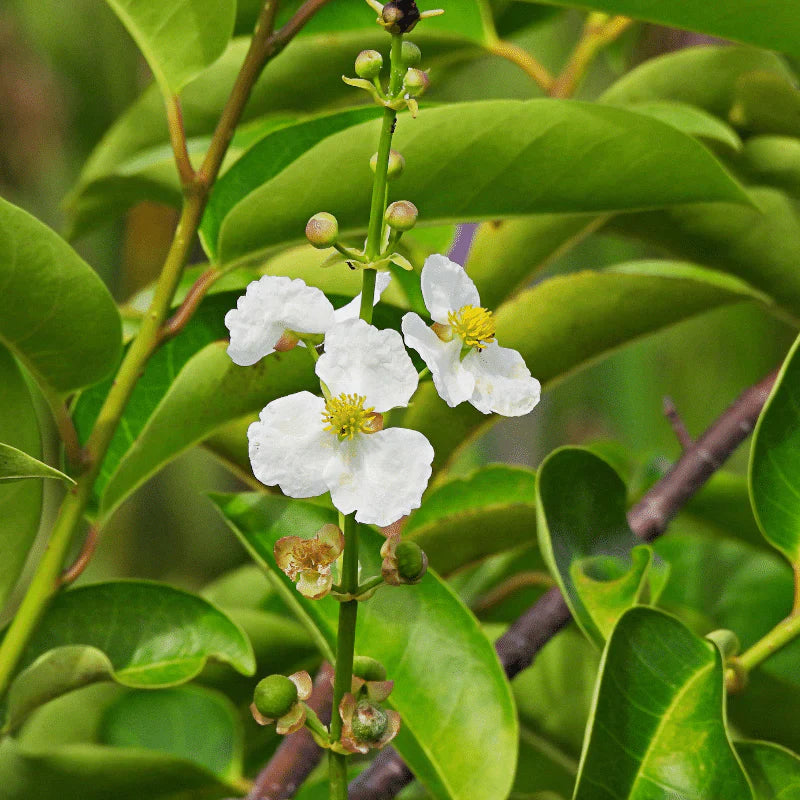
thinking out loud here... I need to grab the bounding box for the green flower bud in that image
[706,629,741,660]
[384,200,418,231]
[395,540,427,581]
[351,699,389,743]
[305,212,339,248]
[353,655,388,683]
[401,41,422,67]
[355,49,383,80]
[370,149,405,180]
[403,68,429,96]
[253,674,298,719]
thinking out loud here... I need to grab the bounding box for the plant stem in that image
[736,610,800,674]
[488,40,554,92]
[329,513,360,799]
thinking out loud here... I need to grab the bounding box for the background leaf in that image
[212,492,518,800]
[737,741,800,799]
[0,443,75,484]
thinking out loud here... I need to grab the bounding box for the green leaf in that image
[217,99,749,264]
[399,261,772,472]
[103,0,236,96]
[750,331,800,564]
[536,447,667,647]
[0,196,121,394]
[0,346,42,609]
[0,442,75,485]
[211,492,518,800]
[572,607,753,800]
[545,1,800,62]
[732,71,800,138]
[9,581,255,687]
[737,740,800,799]
[742,137,800,200]
[601,46,795,119]
[404,465,537,575]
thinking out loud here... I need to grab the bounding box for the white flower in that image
[225,274,391,366]
[248,318,433,526]
[401,254,540,416]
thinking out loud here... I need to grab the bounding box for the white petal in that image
[225,276,334,366]
[402,313,474,407]
[332,272,392,323]
[324,429,434,527]
[462,343,541,416]
[248,391,333,497]
[316,318,418,412]
[420,254,481,324]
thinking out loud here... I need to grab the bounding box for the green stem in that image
[736,608,800,675]
[329,513,360,799]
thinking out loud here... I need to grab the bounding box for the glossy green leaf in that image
[217,99,749,264]
[212,492,518,800]
[404,465,537,574]
[0,442,74,485]
[573,607,753,800]
[9,581,255,687]
[742,137,800,200]
[750,331,800,563]
[731,71,800,138]
[0,346,42,610]
[601,46,794,118]
[399,261,773,472]
[738,741,800,799]
[536,447,667,647]
[546,1,800,61]
[103,0,235,95]
[0,196,121,393]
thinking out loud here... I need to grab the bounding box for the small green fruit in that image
[401,41,422,67]
[355,49,383,80]
[351,700,389,743]
[403,68,429,96]
[253,674,298,719]
[353,655,388,683]
[305,212,339,248]
[384,200,418,231]
[395,541,427,581]
[371,149,405,180]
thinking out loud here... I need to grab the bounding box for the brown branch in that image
[58,524,99,587]
[166,95,195,190]
[159,267,222,342]
[663,396,693,450]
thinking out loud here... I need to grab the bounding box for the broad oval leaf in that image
[573,607,753,800]
[217,99,749,264]
[10,581,255,687]
[742,137,800,200]
[536,447,667,647]
[732,72,800,139]
[212,492,518,800]
[0,196,121,393]
[404,464,538,574]
[0,346,42,609]
[737,740,800,799]
[104,0,236,96]
[750,331,800,564]
[0,443,74,485]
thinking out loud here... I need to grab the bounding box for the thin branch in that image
[160,267,222,342]
[488,40,554,93]
[166,95,195,190]
[58,524,99,587]
[472,571,556,614]
[40,385,85,472]
[663,396,693,450]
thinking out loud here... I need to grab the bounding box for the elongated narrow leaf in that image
[732,72,800,139]
[405,465,537,574]
[0,443,74,485]
[212,492,518,800]
[750,331,800,563]
[0,197,121,393]
[742,137,800,200]
[217,99,749,264]
[0,347,42,609]
[104,0,236,95]
[573,607,753,800]
[545,2,800,62]
[9,581,255,687]
[399,261,772,471]
[738,741,800,799]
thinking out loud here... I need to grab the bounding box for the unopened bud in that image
[351,699,389,743]
[253,674,298,719]
[353,656,388,683]
[355,49,383,80]
[401,41,422,67]
[305,212,339,248]
[384,200,418,231]
[706,629,741,660]
[404,68,429,96]
[395,541,427,581]
[381,0,421,33]
[371,149,405,180]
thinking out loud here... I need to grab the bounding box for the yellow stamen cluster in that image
[322,393,378,440]
[447,305,496,350]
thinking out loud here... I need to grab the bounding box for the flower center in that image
[322,393,378,440]
[447,305,495,350]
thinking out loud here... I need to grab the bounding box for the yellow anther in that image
[447,305,496,350]
[322,393,378,440]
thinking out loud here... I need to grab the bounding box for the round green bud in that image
[353,655,388,683]
[355,49,383,80]
[395,541,427,581]
[305,212,339,248]
[253,674,298,719]
[370,149,405,180]
[384,200,418,232]
[351,699,389,743]
[706,629,741,660]
[403,68,429,96]
[401,41,422,67]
